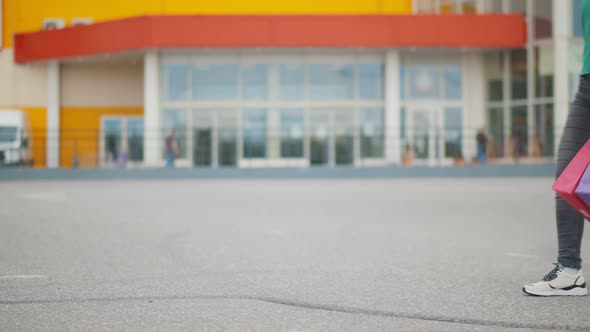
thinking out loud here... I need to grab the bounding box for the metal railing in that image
[11,126,560,169]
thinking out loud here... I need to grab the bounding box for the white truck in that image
[0,110,34,166]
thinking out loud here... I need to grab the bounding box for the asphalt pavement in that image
[1,178,589,331]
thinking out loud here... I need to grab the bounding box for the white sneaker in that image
[523,263,588,296]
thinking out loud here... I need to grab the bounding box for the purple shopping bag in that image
[575,162,590,215]
[554,139,590,221]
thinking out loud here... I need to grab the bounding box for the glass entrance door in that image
[101,117,144,168]
[192,109,239,167]
[103,119,122,166]
[407,107,441,166]
[309,111,331,166]
[217,110,238,167]
[193,111,213,167]
[334,110,355,166]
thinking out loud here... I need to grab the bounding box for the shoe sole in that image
[522,287,588,296]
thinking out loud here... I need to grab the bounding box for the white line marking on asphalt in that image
[0,275,48,279]
[506,252,537,258]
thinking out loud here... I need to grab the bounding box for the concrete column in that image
[46,60,60,168]
[463,51,486,162]
[554,0,572,157]
[385,49,401,165]
[143,50,160,167]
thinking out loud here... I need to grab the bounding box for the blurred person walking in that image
[476,128,487,165]
[164,129,179,168]
[523,0,590,296]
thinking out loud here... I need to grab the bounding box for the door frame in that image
[405,103,454,167]
[99,116,144,168]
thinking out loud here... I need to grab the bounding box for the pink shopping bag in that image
[553,139,590,220]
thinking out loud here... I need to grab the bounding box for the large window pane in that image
[127,119,143,162]
[192,111,213,167]
[309,111,330,166]
[510,0,527,14]
[192,64,238,100]
[359,63,384,100]
[535,104,554,157]
[485,53,504,101]
[104,119,122,163]
[407,65,440,99]
[360,108,384,158]
[534,0,552,39]
[444,65,462,99]
[481,0,503,12]
[511,106,528,158]
[487,107,505,158]
[444,108,462,159]
[511,49,528,100]
[242,64,268,100]
[218,110,238,167]
[309,64,354,100]
[412,111,430,160]
[457,0,477,14]
[416,0,474,13]
[162,63,189,101]
[243,108,267,158]
[334,110,355,165]
[280,109,304,158]
[162,108,187,159]
[415,0,440,13]
[279,64,304,100]
[536,45,554,98]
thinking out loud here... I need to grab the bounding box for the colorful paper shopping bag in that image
[553,139,590,220]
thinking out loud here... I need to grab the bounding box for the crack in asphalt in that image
[1,294,588,331]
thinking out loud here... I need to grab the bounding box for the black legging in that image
[556,75,590,269]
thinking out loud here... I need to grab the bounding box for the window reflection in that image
[242,64,268,100]
[162,108,187,159]
[127,119,143,162]
[360,108,384,158]
[359,64,384,100]
[444,108,462,159]
[309,64,354,100]
[280,109,304,158]
[280,64,305,100]
[162,63,189,101]
[192,64,238,100]
[444,66,462,99]
[511,49,528,100]
[243,108,267,158]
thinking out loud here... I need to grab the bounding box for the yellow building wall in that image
[60,107,143,168]
[2,0,413,47]
[21,107,46,168]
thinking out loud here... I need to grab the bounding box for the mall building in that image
[0,0,578,168]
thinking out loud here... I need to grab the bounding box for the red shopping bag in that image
[553,139,590,220]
